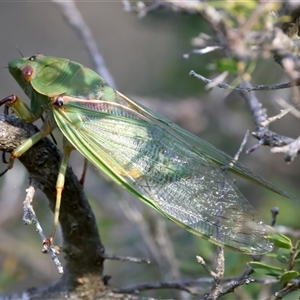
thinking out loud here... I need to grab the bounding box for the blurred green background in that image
[0,1,299,299]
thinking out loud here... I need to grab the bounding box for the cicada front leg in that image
[0,94,52,175]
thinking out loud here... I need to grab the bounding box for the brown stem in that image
[0,115,111,299]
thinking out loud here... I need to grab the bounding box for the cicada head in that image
[8,55,72,98]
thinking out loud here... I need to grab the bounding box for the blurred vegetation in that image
[0,1,300,299]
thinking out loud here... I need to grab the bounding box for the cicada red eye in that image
[22,65,34,82]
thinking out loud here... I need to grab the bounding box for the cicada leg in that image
[0,94,39,123]
[0,94,52,176]
[46,138,74,244]
[41,115,57,146]
[79,158,88,186]
[2,100,12,164]
[2,149,9,164]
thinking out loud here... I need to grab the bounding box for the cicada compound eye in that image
[22,65,34,82]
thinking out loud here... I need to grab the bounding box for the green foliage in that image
[250,233,300,285]
[248,261,285,276]
[208,1,280,30]
[270,233,293,250]
[280,271,299,284]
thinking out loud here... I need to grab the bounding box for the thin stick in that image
[23,182,63,274]
[103,254,150,264]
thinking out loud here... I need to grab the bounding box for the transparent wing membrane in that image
[53,98,273,254]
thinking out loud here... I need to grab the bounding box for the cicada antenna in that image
[16,46,24,58]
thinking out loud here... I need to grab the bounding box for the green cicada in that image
[0,54,292,255]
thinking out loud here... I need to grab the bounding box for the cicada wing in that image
[53,99,273,254]
[118,92,295,202]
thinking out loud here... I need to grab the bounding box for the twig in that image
[247,130,295,153]
[239,82,268,131]
[189,71,238,91]
[189,70,300,92]
[114,276,264,298]
[271,207,279,227]
[271,135,300,161]
[22,184,37,226]
[159,0,204,14]
[183,46,222,58]
[121,0,161,18]
[270,278,300,299]
[53,0,116,88]
[260,107,294,127]
[276,98,300,118]
[202,278,254,300]
[209,247,225,300]
[196,256,217,278]
[114,280,196,294]
[23,183,63,274]
[103,254,150,264]
[196,248,226,300]
[122,0,132,12]
[229,131,250,169]
[235,1,270,38]
[215,247,225,282]
[238,84,298,158]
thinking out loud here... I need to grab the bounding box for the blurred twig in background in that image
[1,1,300,299]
